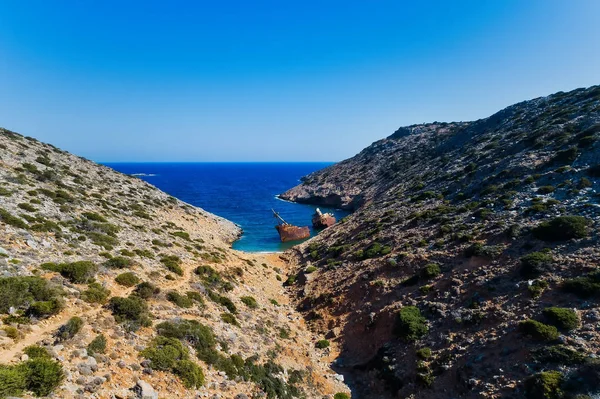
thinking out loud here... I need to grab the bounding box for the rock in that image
[333,374,344,382]
[234,394,249,399]
[20,354,28,362]
[77,364,93,376]
[132,380,159,399]
[118,360,127,368]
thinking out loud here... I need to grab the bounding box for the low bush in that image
[161,255,183,276]
[315,339,330,349]
[394,306,428,342]
[108,295,152,329]
[23,346,51,360]
[55,317,83,342]
[533,216,590,241]
[87,334,107,355]
[531,345,585,365]
[134,282,160,299]
[45,261,97,284]
[173,359,204,388]
[420,263,441,279]
[17,203,36,212]
[524,370,563,399]
[520,252,554,277]
[115,272,140,287]
[240,296,258,309]
[103,256,133,269]
[167,291,194,308]
[82,212,107,222]
[563,269,600,298]
[220,312,239,326]
[81,282,110,304]
[519,319,559,341]
[416,347,432,360]
[334,393,350,399]
[140,336,189,371]
[543,307,579,331]
[0,276,63,317]
[207,291,237,314]
[537,186,556,194]
[0,208,27,229]
[528,280,549,298]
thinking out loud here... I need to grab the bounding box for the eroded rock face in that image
[283,85,600,399]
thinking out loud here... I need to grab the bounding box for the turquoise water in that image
[104,163,348,252]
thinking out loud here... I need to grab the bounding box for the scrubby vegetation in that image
[394,306,428,342]
[0,276,64,318]
[108,295,152,330]
[519,319,559,341]
[87,334,107,355]
[543,307,579,331]
[55,316,83,342]
[533,216,590,241]
[114,272,140,287]
[41,261,97,283]
[520,252,554,277]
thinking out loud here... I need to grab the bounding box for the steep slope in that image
[0,128,349,398]
[281,85,600,398]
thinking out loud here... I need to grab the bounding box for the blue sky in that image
[0,1,599,162]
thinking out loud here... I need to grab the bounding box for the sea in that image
[104,163,348,253]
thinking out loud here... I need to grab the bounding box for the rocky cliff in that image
[0,128,350,398]
[282,85,600,398]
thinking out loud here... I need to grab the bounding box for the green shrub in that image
[173,359,204,388]
[17,203,36,212]
[87,232,118,249]
[207,291,237,313]
[54,261,98,284]
[108,295,152,328]
[537,186,555,194]
[171,231,191,241]
[421,264,441,279]
[27,299,64,318]
[115,272,140,287]
[134,282,160,299]
[533,216,590,241]
[0,208,27,229]
[416,347,432,360]
[55,317,83,342]
[563,270,600,298]
[23,346,51,360]
[519,319,559,341]
[0,364,27,397]
[531,345,585,365]
[81,282,110,304]
[156,319,215,351]
[524,370,563,399]
[82,212,107,222]
[161,255,183,276]
[528,280,549,298]
[0,276,63,318]
[220,312,239,326]
[240,296,258,309]
[140,336,188,371]
[87,334,107,355]
[520,252,554,277]
[167,291,194,308]
[543,307,579,331]
[305,266,317,273]
[103,256,132,269]
[394,306,428,341]
[334,393,350,399]
[315,339,330,349]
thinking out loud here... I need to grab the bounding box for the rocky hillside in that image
[0,128,350,398]
[281,85,600,398]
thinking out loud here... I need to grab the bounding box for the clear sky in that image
[0,1,599,162]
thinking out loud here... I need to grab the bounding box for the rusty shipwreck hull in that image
[275,224,310,242]
[311,208,336,229]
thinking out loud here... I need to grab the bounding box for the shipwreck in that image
[273,209,310,242]
[312,208,336,229]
